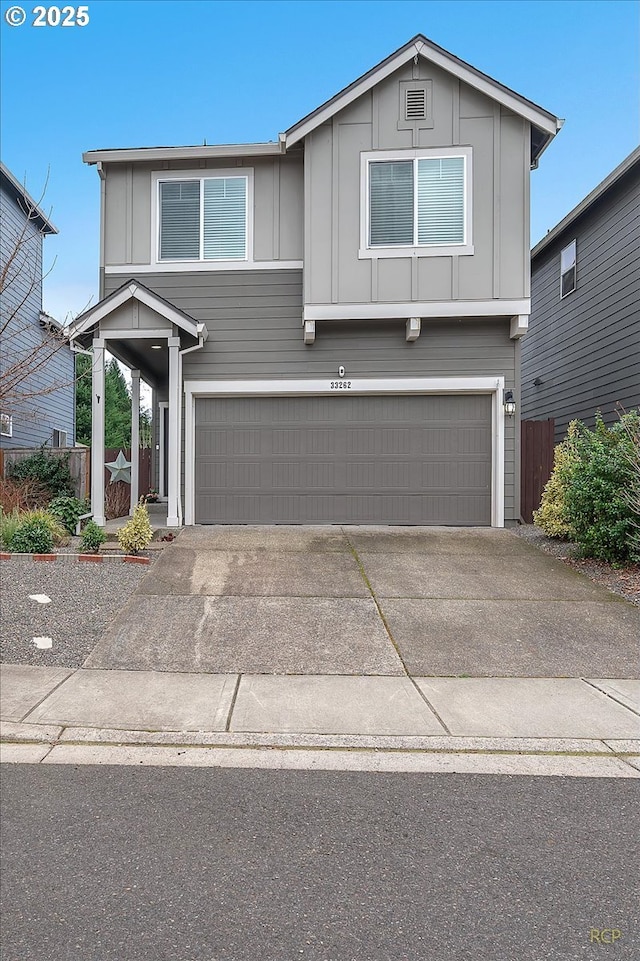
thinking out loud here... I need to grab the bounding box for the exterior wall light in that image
[503,389,516,416]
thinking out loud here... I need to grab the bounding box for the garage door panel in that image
[195,395,492,525]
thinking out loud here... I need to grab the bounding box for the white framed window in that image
[153,169,252,264]
[0,413,12,437]
[52,429,68,448]
[560,240,577,298]
[360,147,473,259]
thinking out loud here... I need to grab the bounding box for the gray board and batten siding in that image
[104,270,518,524]
[522,157,640,444]
[101,156,304,284]
[304,59,531,309]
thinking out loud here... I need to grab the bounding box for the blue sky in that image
[1,0,638,322]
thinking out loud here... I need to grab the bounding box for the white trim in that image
[130,371,140,514]
[158,402,169,499]
[66,282,203,340]
[104,260,304,274]
[167,344,181,527]
[184,376,506,528]
[359,147,473,258]
[303,299,530,322]
[151,168,254,268]
[84,143,283,165]
[91,344,105,527]
[285,39,559,147]
[510,314,529,339]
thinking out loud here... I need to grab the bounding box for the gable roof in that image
[64,280,208,342]
[532,145,640,260]
[284,35,563,165]
[0,162,58,234]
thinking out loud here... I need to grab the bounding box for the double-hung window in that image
[361,147,473,257]
[158,173,249,262]
[560,240,577,298]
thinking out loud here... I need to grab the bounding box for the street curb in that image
[0,552,151,565]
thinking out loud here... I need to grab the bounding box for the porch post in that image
[167,338,181,527]
[91,339,105,526]
[130,369,140,514]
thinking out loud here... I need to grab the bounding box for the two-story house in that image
[0,162,75,449]
[522,146,640,444]
[66,35,561,528]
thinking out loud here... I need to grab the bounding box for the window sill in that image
[358,245,474,260]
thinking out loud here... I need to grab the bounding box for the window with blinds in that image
[368,155,466,248]
[159,176,247,261]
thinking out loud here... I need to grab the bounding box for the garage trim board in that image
[184,377,506,528]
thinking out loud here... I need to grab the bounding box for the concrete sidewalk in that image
[2,664,639,777]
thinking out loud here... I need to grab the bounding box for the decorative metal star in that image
[105,450,132,484]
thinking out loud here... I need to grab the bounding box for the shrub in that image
[117,500,153,554]
[0,509,21,548]
[0,476,49,513]
[81,520,107,553]
[9,518,54,554]
[615,408,640,562]
[49,495,89,534]
[563,412,639,564]
[7,447,74,498]
[533,422,580,539]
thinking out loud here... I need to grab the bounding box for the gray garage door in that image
[195,394,492,525]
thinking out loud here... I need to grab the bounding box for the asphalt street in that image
[2,766,638,961]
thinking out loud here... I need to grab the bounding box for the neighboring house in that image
[66,34,561,528]
[0,162,75,450]
[522,146,640,444]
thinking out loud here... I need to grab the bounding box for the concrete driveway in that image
[83,526,639,677]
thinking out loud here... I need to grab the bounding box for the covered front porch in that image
[65,281,208,527]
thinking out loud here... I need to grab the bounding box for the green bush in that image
[563,413,639,564]
[81,520,106,553]
[533,422,580,539]
[7,447,74,498]
[10,518,54,554]
[49,495,89,534]
[117,500,153,554]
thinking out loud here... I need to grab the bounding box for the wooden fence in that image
[1,446,90,500]
[521,419,555,524]
[1,446,151,508]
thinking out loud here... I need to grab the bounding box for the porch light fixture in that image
[503,389,516,416]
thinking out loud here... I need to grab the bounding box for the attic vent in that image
[406,88,427,120]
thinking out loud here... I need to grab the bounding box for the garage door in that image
[195,394,492,525]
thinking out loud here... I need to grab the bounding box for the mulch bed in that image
[512,525,640,607]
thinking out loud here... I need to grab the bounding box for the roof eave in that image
[0,162,58,234]
[285,34,560,149]
[532,145,640,259]
[83,142,283,165]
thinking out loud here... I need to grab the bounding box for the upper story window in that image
[560,239,577,298]
[157,173,248,262]
[360,147,473,259]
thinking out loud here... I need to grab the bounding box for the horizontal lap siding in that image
[104,270,517,520]
[522,167,640,444]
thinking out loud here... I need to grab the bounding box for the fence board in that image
[521,419,555,524]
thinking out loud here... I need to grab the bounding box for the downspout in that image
[177,325,206,525]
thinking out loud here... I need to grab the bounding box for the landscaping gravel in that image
[0,556,154,668]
